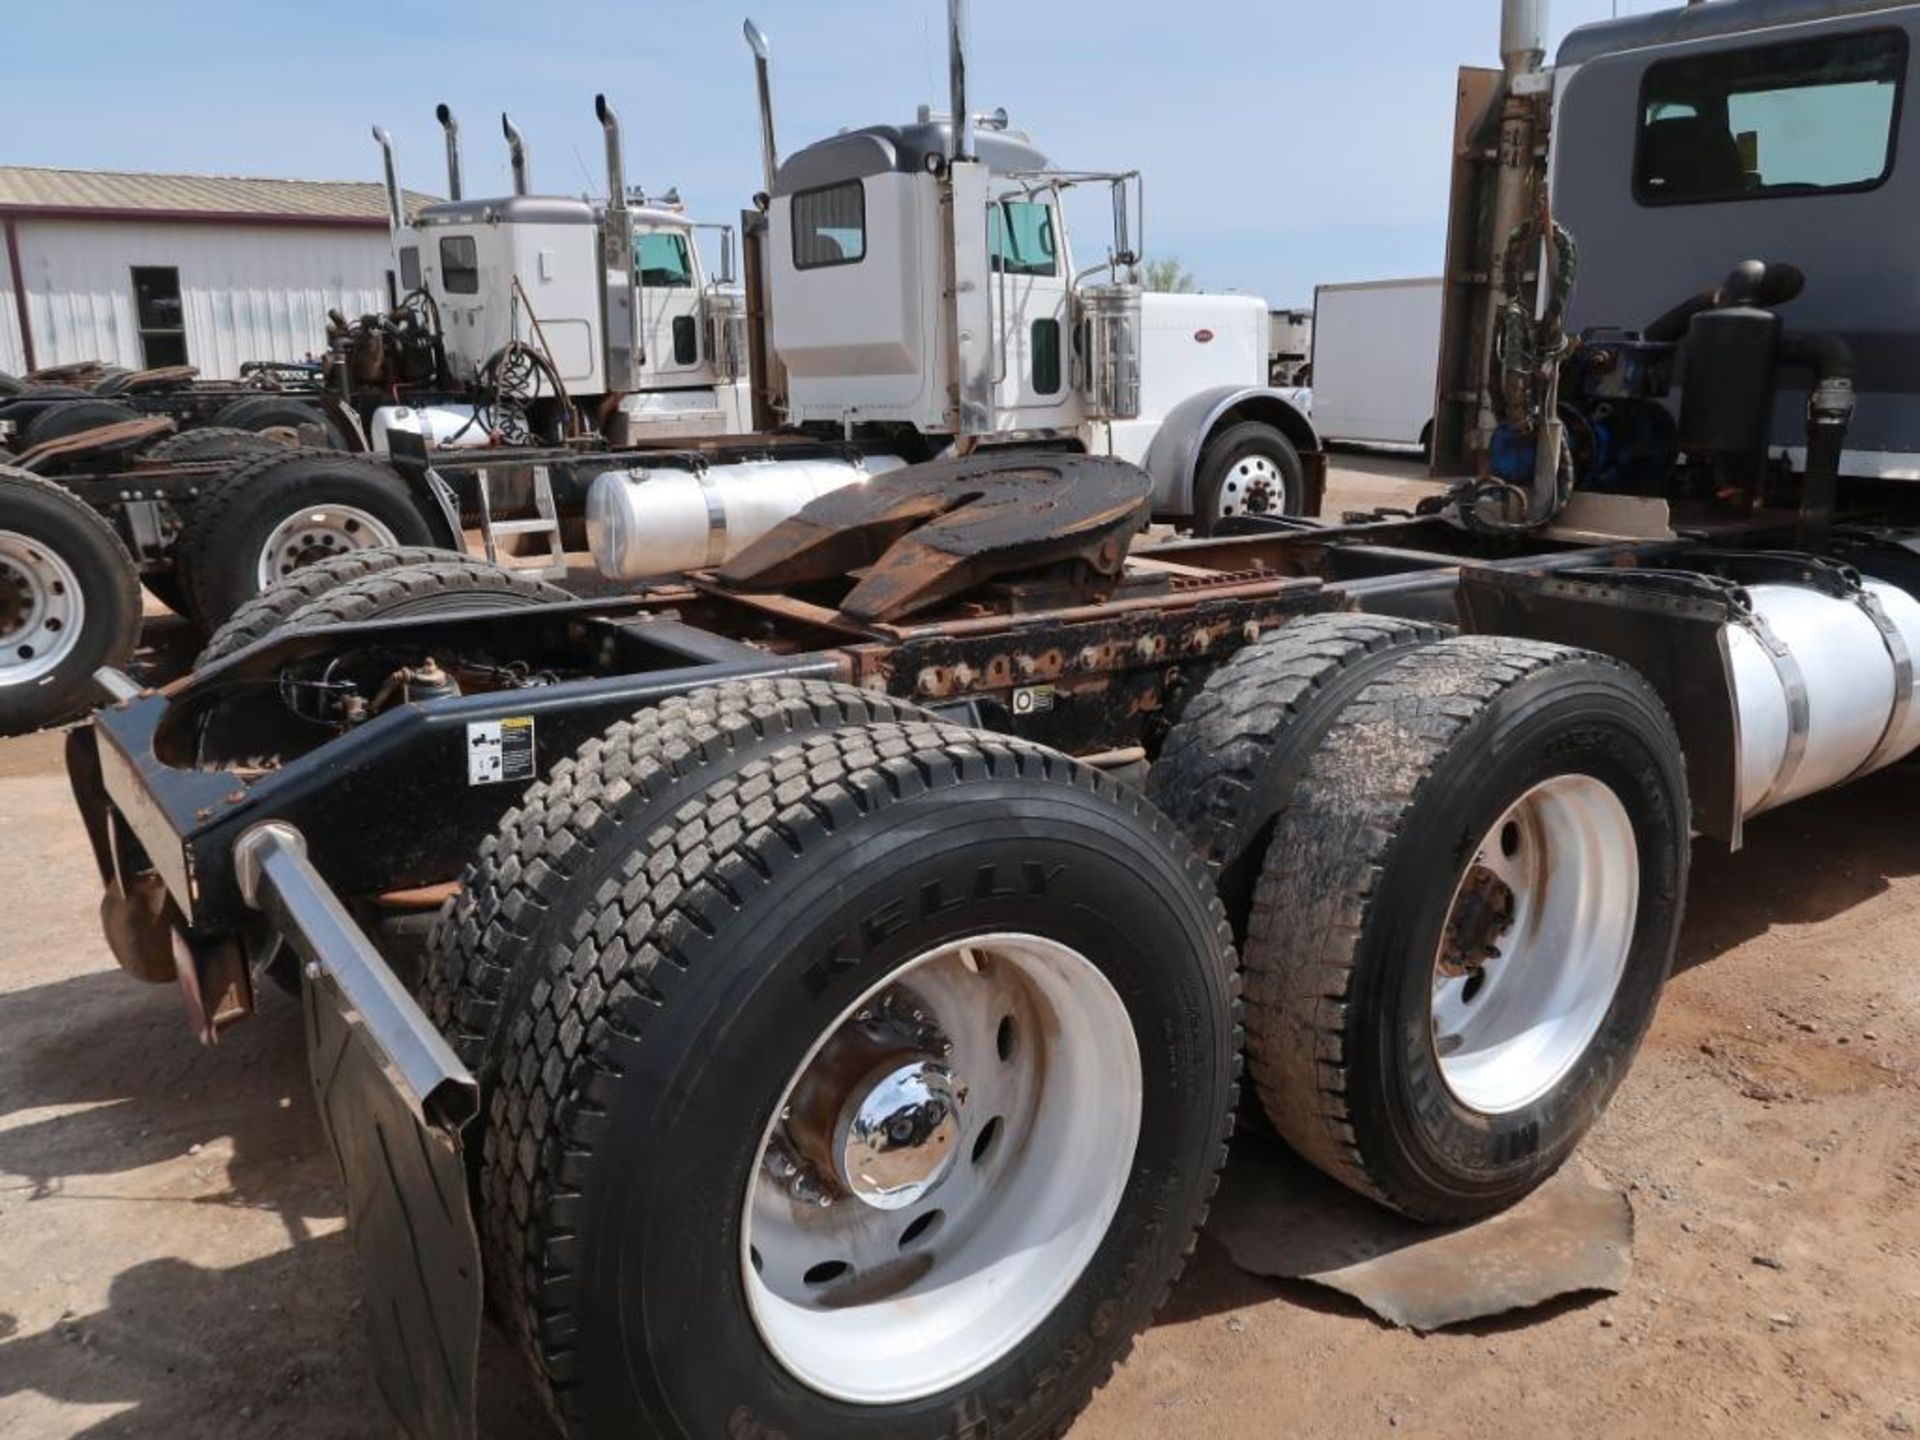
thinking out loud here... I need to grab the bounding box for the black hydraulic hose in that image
[1779,330,1855,386]
[1779,330,1857,552]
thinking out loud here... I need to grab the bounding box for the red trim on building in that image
[0,204,390,231]
[3,216,33,373]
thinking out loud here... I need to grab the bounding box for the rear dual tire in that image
[453,708,1238,1439]
[1156,626,1689,1221]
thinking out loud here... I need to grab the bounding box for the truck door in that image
[635,227,705,384]
[990,195,1072,426]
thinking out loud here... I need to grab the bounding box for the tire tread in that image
[479,718,1239,1435]
[1150,611,1446,870]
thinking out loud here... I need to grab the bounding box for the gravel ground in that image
[2,457,1916,1439]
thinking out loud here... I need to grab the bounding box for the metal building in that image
[0,167,435,381]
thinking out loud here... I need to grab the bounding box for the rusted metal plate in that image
[17,415,175,470]
[23,360,112,387]
[719,452,1153,622]
[117,364,200,393]
[1210,1139,1633,1331]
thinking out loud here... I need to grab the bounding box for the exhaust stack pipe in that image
[947,0,973,163]
[502,113,531,195]
[434,103,463,201]
[595,93,640,386]
[370,126,404,235]
[743,19,779,196]
[595,93,628,217]
[1500,0,1547,77]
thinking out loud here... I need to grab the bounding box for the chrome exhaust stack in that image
[595,92,628,214]
[434,103,463,201]
[596,93,640,387]
[743,19,779,196]
[1500,0,1547,76]
[370,126,404,235]
[502,113,531,196]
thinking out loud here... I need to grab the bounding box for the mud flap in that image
[305,973,482,1440]
[231,821,481,1440]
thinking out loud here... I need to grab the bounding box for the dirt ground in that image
[2,457,1917,1439]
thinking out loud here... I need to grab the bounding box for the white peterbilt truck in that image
[366,5,1321,591]
[367,101,755,452]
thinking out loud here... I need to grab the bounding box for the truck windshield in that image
[1635,29,1906,205]
[636,231,693,288]
[989,199,1058,278]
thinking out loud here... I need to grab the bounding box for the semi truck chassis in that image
[64,438,1879,1437]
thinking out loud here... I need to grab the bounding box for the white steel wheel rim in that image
[256,505,398,589]
[0,530,85,686]
[742,933,1142,1405]
[1213,453,1288,520]
[1430,774,1639,1115]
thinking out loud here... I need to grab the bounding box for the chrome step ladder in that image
[475,465,568,579]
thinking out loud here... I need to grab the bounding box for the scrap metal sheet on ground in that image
[1210,1137,1634,1331]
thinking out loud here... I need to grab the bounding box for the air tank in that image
[587,454,907,579]
[369,404,492,451]
[1726,577,1920,817]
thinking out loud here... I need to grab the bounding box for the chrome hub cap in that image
[256,505,398,588]
[1432,774,1639,1114]
[1214,454,1287,520]
[0,531,84,687]
[743,934,1141,1404]
[836,1058,962,1210]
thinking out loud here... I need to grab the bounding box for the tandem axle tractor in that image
[52,0,1920,1437]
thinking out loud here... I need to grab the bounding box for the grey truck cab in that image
[1554,0,1920,471]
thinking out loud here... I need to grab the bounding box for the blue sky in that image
[7,0,1656,307]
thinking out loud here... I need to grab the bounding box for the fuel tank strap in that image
[1847,586,1915,783]
[700,471,729,569]
[1745,607,1811,817]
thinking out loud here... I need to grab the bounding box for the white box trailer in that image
[1310,276,1443,450]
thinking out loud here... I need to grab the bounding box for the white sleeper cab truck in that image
[750,10,1322,535]
[371,100,753,451]
[578,7,1327,591]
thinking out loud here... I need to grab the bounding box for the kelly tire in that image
[480,721,1239,1439]
[422,679,935,1094]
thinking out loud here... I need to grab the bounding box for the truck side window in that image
[989,200,1058,277]
[637,231,693,288]
[792,181,866,269]
[398,246,422,293]
[439,235,479,294]
[1635,29,1906,205]
[1032,318,1062,395]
